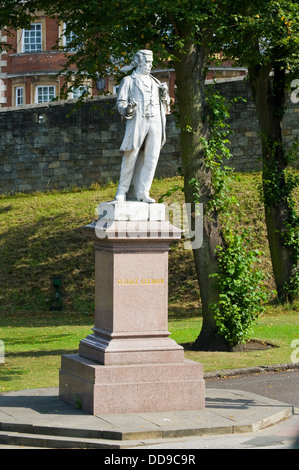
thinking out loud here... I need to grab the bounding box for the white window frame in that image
[71,85,88,99]
[35,85,56,104]
[22,23,42,53]
[15,87,24,106]
[63,23,77,52]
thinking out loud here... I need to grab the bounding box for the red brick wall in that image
[7,51,69,74]
[46,17,59,50]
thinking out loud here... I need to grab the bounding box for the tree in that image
[1,0,268,349]
[216,0,299,301]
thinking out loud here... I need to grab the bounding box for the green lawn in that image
[0,305,298,392]
[0,173,298,391]
[173,308,298,372]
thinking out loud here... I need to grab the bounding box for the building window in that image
[71,85,88,99]
[36,85,55,103]
[63,26,78,52]
[15,87,24,106]
[23,24,42,52]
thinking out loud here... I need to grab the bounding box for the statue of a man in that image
[114,50,170,203]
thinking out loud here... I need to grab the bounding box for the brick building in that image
[0,12,98,108]
[0,11,247,108]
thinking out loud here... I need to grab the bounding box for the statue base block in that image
[59,354,205,415]
[59,204,205,415]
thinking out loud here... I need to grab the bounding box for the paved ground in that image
[129,414,299,449]
[206,368,299,407]
[130,368,299,449]
[131,369,299,449]
[0,367,298,449]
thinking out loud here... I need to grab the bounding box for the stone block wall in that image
[215,79,299,172]
[0,96,181,195]
[0,78,298,195]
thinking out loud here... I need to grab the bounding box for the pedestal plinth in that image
[59,202,205,414]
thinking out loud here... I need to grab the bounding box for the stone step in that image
[0,430,138,449]
[0,421,162,441]
[0,421,110,440]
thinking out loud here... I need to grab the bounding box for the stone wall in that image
[0,97,181,195]
[0,78,298,195]
[215,78,299,171]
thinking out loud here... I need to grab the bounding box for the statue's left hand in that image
[125,99,137,117]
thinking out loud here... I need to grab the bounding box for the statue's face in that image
[137,55,153,75]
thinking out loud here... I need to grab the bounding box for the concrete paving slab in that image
[133,411,199,428]
[275,423,299,437]
[0,386,294,448]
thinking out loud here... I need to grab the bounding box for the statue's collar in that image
[132,70,147,79]
[131,70,160,84]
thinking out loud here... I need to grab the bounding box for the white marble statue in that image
[114,50,170,203]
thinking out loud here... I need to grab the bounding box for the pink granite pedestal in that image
[59,202,205,414]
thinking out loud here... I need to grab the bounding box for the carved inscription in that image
[117,278,165,286]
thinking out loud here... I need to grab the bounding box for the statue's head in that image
[133,50,153,75]
[120,49,153,74]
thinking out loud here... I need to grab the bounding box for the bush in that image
[212,230,268,346]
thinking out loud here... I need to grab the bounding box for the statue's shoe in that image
[137,194,155,203]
